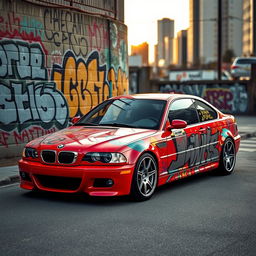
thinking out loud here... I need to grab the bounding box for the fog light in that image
[19,171,32,182]
[93,178,114,187]
[106,179,114,186]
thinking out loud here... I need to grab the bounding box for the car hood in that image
[27,126,157,153]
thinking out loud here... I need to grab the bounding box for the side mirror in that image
[71,116,81,124]
[167,119,187,130]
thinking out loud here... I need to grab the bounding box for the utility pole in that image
[217,0,222,80]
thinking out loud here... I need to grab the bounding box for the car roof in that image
[233,57,256,63]
[112,93,200,102]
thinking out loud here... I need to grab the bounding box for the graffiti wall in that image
[159,82,248,113]
[0,1,128,158]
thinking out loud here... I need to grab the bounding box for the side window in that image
[169,99,199,125]
[194,100,218,122]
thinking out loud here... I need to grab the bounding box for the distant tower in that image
[176,30,188,67]
[243,0,256,56]
[222,0,243,58]
[187,0,200,67]
[157,18,174,66]
[187,0,243,66]
[131,42,149,66]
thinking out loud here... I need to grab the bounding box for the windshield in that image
[236,58,256,64]
[75,98,166,129]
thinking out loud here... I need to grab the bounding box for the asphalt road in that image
[0,145,256,256]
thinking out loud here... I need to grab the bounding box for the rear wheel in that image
[217,138,236,175]
[131,153,158,201]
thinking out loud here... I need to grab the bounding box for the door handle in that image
[199,127,206,133]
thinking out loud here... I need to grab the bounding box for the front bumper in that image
[19,159,134,196]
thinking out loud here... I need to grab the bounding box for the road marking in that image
[239,148,256,152]
[239,137,256,152]
[241,140,256,144]
[0,183,18,189]
[240,144,256,148]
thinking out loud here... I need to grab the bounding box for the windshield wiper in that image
[73,122,99,126]
[100,123,137,128]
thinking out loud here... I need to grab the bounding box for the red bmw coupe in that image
[19,94,240,201]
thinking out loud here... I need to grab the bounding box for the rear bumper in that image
[234,134,241,153]
[19,159,134,196]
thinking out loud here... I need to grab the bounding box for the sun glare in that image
[124,0,189,63]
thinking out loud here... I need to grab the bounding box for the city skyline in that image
[126,0,255,68]
[124,0,189,63]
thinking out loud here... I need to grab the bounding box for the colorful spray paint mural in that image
[159,83,248,113]
[0,1,128,158]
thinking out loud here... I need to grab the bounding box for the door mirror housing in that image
[71,116,81,124]
[167,119,187,130]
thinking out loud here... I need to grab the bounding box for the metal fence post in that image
[248,63,256,114]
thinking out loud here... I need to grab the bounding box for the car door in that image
[192,99,220,166]
[165,98,200,179]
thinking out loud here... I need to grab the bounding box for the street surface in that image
[0,139,256,256]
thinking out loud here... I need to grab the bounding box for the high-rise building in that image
[199,0,218,64]
[188,0,243,66]
[187,0,200,67]
[131,42,149,66]
[157,18,174,66]
[175,30,188,67]
[243,0,256,56]
[222,0,243,57]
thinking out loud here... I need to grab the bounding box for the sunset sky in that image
[124,0,189,63]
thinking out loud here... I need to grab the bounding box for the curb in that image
[0,132,256,188]
[0,175,19,187]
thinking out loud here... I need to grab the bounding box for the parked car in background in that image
[19,94,240,201]
[231,57,256,79]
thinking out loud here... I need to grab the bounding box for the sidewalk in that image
[0,115,255,187]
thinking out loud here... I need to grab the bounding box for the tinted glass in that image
[236,58,256,64]
[76,98,166,129]
[169,99,199,125]
[194,100,217,122]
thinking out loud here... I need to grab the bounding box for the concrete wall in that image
[158,81,249,114]
[0,0,128,159]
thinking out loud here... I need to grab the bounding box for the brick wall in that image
[0,0,128,158]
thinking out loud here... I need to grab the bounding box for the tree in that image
[223,49,235,63]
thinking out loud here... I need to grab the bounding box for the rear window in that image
[236,58,256,64]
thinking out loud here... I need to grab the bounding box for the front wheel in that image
[217,138,236,175]
[130,153,158,201]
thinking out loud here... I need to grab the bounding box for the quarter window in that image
[194,100,217,122]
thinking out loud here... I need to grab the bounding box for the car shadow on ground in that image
[22,189,131,206]
[21,170,225,205]
[155,170,225,196]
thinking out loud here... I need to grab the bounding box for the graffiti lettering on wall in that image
[20,16,44,39]
[160,83,248,113]
[88,21,109,51]
[0,40,69,132]
[0,7,128,154]
[0,11,45,44]
[0,40,46,79]
[0,12,20,37]
[0,126,56,148]
[44,9,88,57]
[52,50,128,118]
[169,128,219,172]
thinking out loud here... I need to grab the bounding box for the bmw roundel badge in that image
[57,144,65,149]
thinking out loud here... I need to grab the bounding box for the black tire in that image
[130,153,158,201]
[217,138,236,175]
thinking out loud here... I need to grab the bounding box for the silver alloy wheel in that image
[223,139,235,172]
[136,156,157,197]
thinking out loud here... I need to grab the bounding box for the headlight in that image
[82,152,127,163]
[23,147,38,158]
